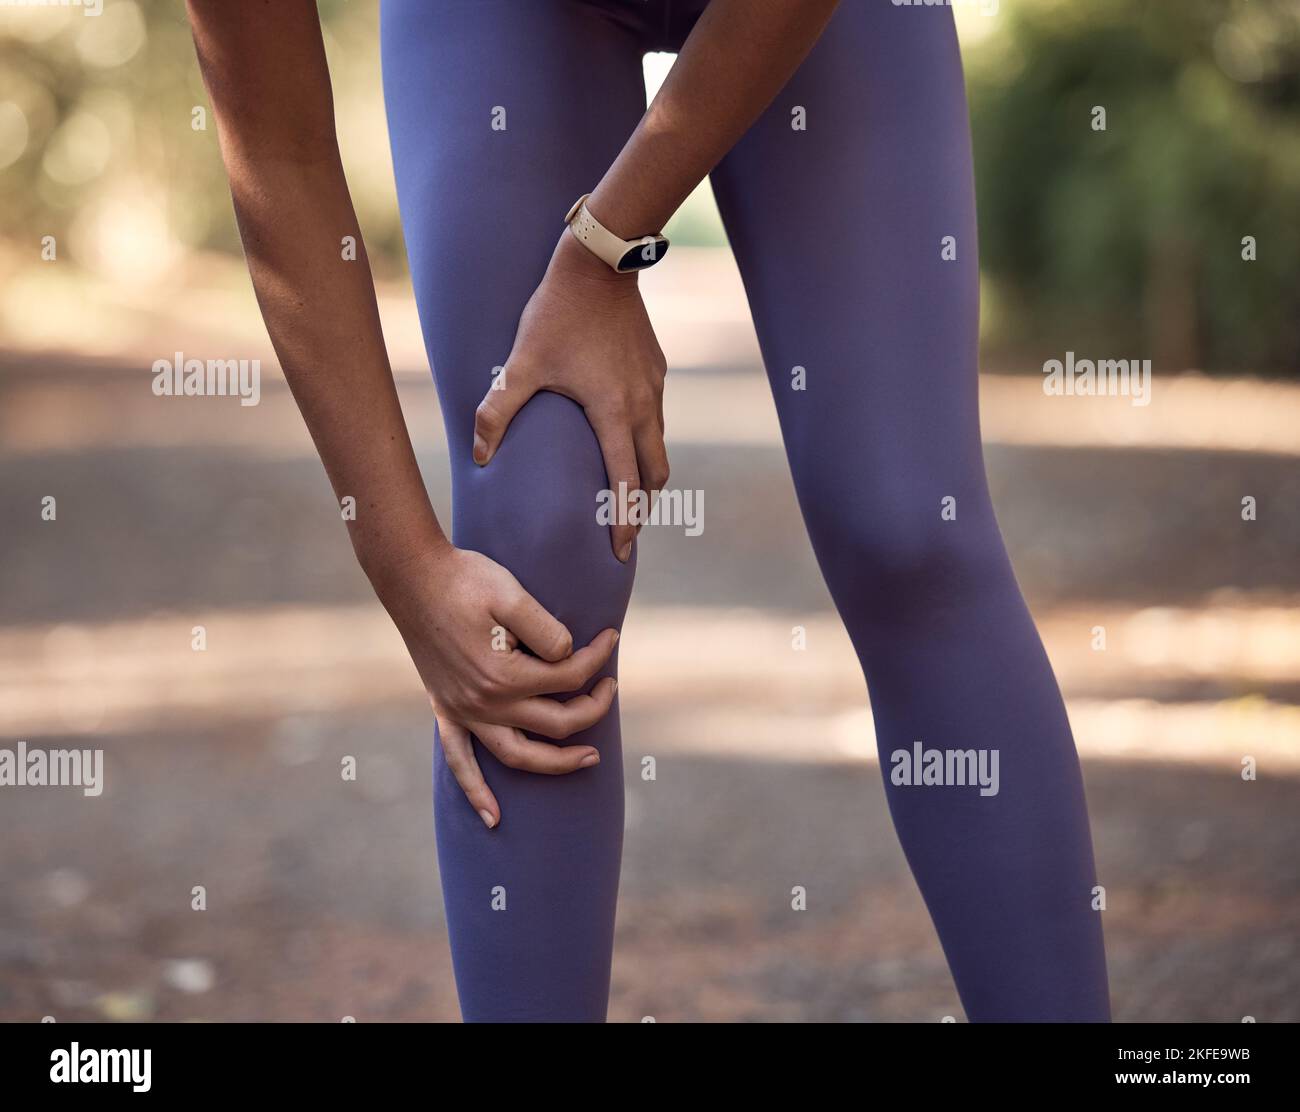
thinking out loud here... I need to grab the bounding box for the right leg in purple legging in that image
[380,0,650,1022]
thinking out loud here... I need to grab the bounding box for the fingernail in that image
[608,678,618,695]
[479,809,497,829]
[617,541,633,562]
[611,629,620,645]
[473,434,488,465]
[579,752,600,768]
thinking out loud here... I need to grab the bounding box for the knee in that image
[453,392,633,638]
[803,484,1007,616]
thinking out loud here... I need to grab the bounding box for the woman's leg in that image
[381,0,649,1022]
[708,2,1110,1021]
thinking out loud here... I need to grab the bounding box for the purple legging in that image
[381,0,1110,1022]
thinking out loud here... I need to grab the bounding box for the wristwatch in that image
[564,193,670,273]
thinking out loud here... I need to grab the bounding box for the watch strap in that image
[564,194,669,272]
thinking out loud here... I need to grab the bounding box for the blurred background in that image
[1,0,1298,1022]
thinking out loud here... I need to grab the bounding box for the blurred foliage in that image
[1,0,230,274]
[0,0,1296,372]
[969,0,1300,373]
[0,0,404,282]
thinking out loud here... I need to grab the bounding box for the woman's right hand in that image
[373,541,620,830]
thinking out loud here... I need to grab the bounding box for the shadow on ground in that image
[1,356,1297,1021]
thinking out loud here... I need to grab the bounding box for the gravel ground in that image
[1,354,1297,1023]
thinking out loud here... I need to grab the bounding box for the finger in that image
[588,409,640,562]
[495,586,574,662]
[474,360,536,466]
[501,676,619,739]
[472,720,601,775]
[437,714,500,828]
[506,627,620,697]
[633,424,670,532]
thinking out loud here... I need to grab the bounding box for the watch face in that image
[617,237,669,272]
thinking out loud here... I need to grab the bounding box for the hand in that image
[473,230,670,562]
[373,541,621,829]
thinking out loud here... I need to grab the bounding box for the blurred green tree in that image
[0,0,404,281]
[969,0,1300,375]
[2,0,1295,373]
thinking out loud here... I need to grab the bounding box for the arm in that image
[188,0,431,575]
[588,0,841,239]
[187,0,619,826]
[473,0,841,558]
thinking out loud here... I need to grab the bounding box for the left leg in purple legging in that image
[708,0,1110,1021]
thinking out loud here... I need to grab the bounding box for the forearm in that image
[587,0,840,237]
[228,155,446,580]
[188,0,444,588]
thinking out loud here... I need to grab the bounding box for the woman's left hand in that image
[472,230,670,563]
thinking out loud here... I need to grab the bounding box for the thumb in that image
[474,361,535,466]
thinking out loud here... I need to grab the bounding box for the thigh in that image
[381,0,649,631]
[381,0,648,450]
[709,2,983,514]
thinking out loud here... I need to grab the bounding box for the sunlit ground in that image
[2,247,1297,1022]
[4,249,1299,764]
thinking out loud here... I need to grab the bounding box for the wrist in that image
[357,523,453,602]
[551,225,640,292]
